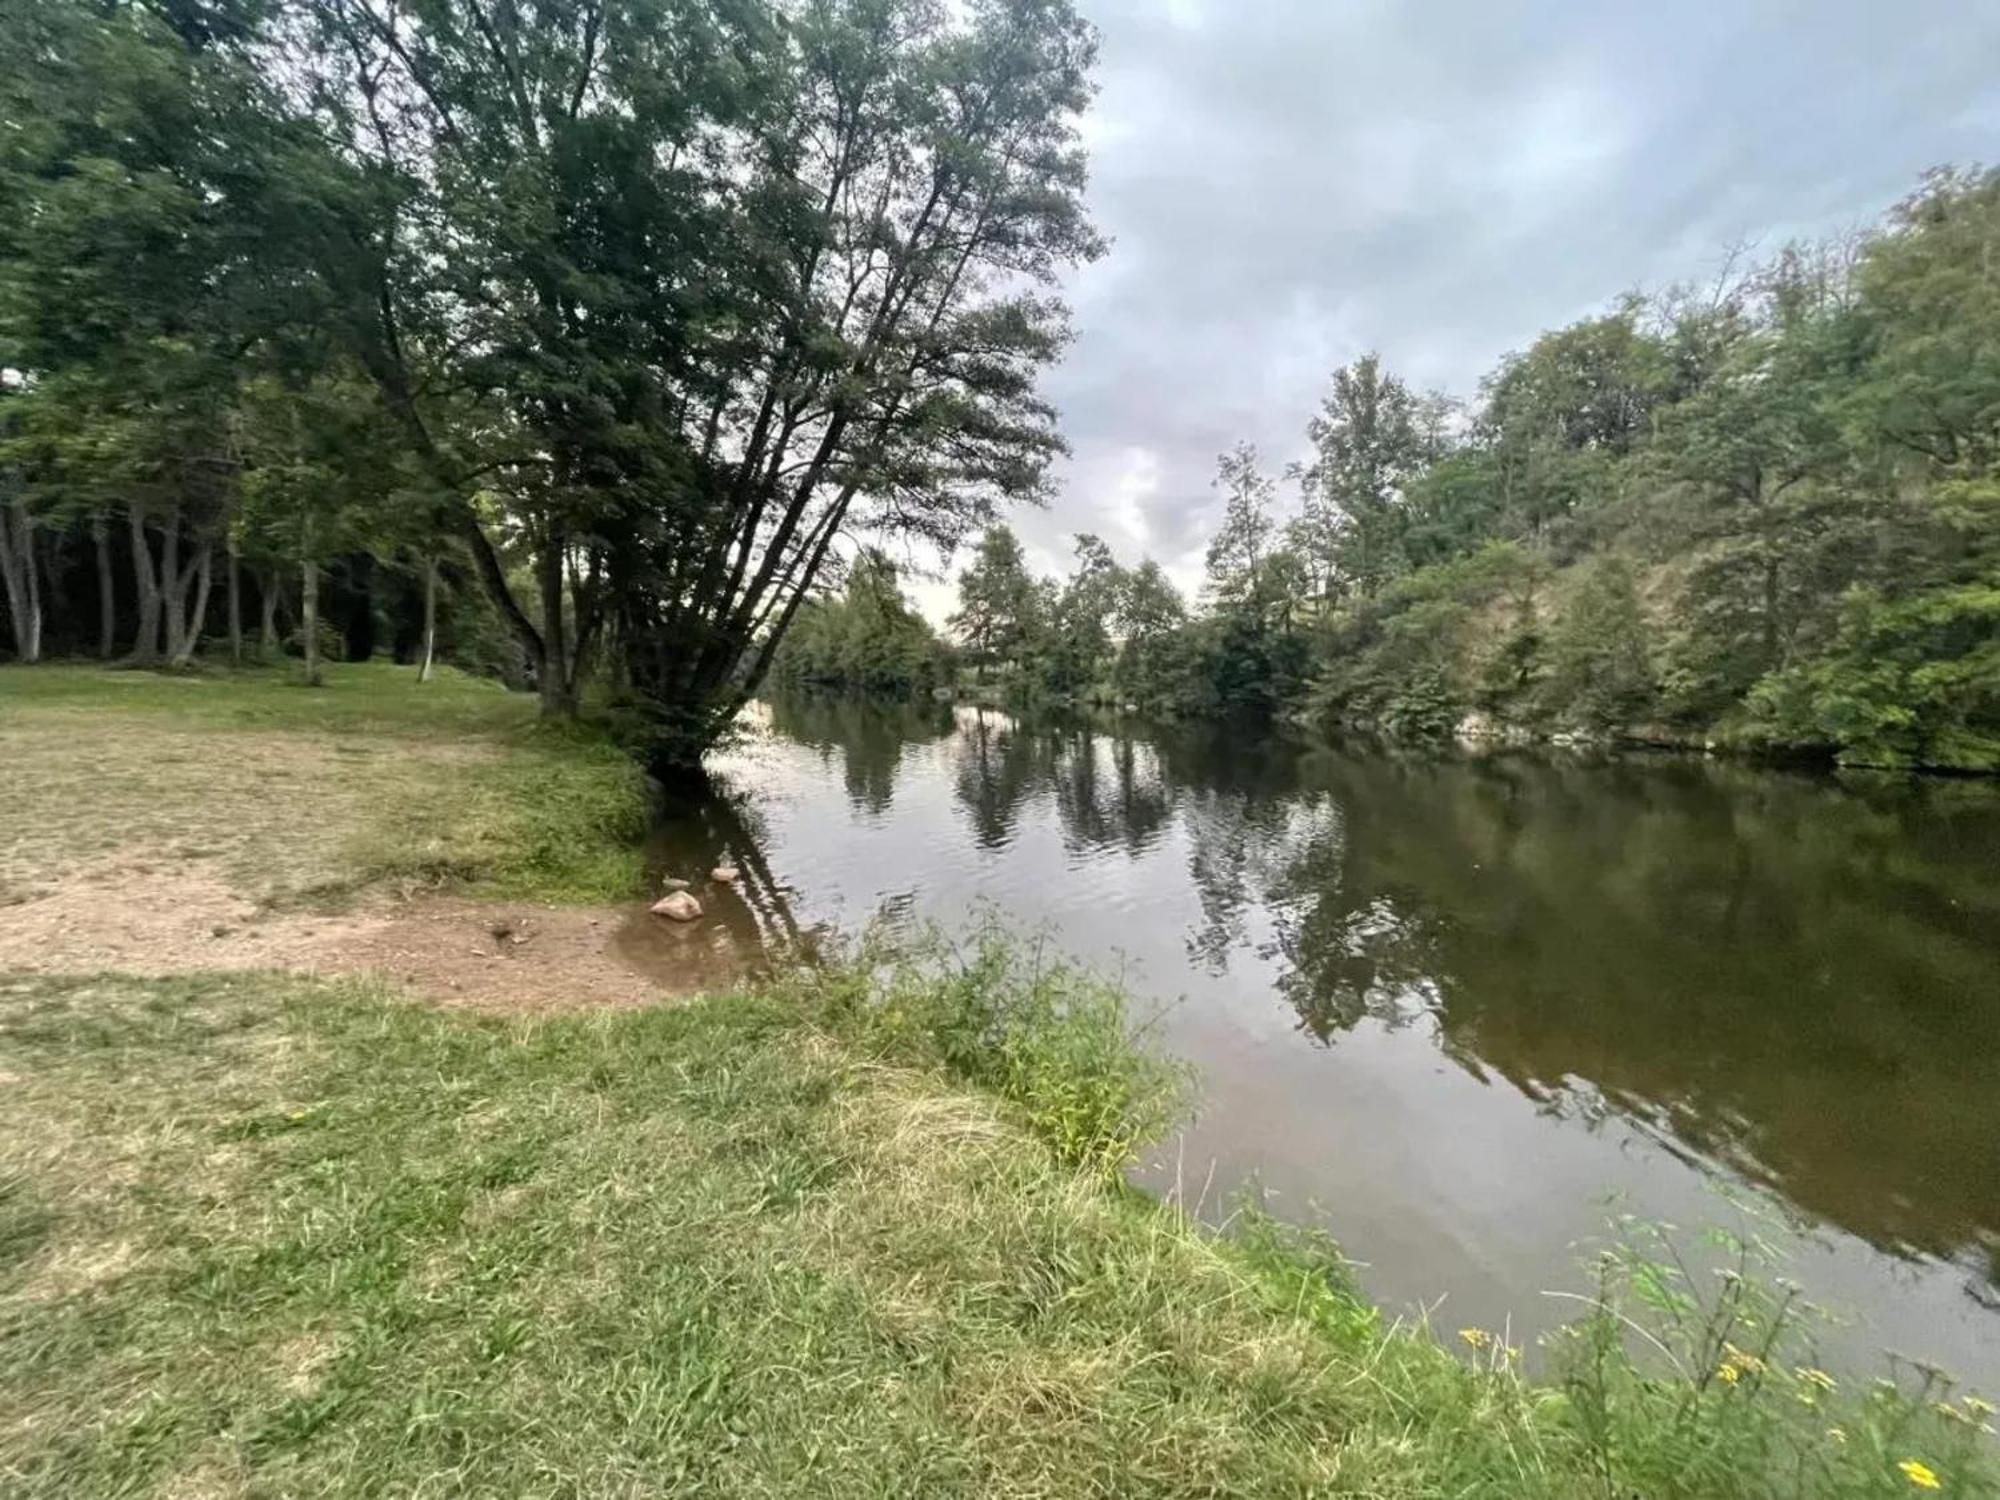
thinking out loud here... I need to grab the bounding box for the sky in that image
[904,0,2000,623]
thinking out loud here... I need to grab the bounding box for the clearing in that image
[0,663,701,1006]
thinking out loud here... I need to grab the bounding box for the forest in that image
[0,0,1100,776]
[783,169,2000,772]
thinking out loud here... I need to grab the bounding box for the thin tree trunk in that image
[0,496,41,663]
[536,526,574,716]
[300,519,321,687]
[170,543,212,669]
[418,555,438,683]
[259,570,280,657]
[128,503,162,664]
[226,542,243,665]
[160,511,185,664]
[93,513,116,659]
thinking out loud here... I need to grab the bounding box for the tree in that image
[1205,444,1279,613]
[950,524,1039,680]
[1293,355,1435,601]
[292,0,1103,774]
[1030,532,1121,699]
[772,547,944,696]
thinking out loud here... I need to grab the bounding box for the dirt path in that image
[0,857,750,1010]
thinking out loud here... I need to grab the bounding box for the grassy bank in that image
[0,662,650,907]
[1,956,1992,1498]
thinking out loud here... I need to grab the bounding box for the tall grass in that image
[786,925,1192,1175]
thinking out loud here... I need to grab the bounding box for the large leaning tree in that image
[276,0,1102,776]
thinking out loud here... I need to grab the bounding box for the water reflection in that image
[670,695,2000,1376]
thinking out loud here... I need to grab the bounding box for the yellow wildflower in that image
[1898,1458,1942,1490]
[1721,1341,1766,1375]
[1458,1328,1490,1350]
[1796,1367,1837,1392]
[1717,1363,1742,1385]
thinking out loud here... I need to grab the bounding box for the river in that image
[624,694,2000,1389]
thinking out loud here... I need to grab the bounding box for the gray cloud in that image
[913,0,2000,617]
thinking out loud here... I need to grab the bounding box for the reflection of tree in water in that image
[1048,727,1174,857]
[1262,784,1450,1039]
[951,707,1057,848]
[949,710,1180,859]
[766,694,954,815]
[1261,747,2000,1273]
[757,692,2000,1279]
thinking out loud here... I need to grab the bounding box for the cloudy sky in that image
[907,0,2000,620]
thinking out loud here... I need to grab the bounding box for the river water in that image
[626,694,2000,1388]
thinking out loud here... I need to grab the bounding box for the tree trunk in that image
[169,543,212,669]
[226,542,243,665]
[300,521,321,687]
[0,496,42,663]
[128,503,163,664]
[160,511,185,664]
[418,555,438,683]
[259,571,280,657]
[93,513,116,659]
[536,527,574,716]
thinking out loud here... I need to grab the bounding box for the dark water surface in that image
[633,695,2000,1386]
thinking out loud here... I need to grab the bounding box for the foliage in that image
[0,0,1102,772]
[911,167,2000,772]
[792,925,1191,1176]
[770,549,946,697]
[948,524,1041,681]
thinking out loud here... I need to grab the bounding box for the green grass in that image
[2,965,1993,1499]
[0,661,649,906]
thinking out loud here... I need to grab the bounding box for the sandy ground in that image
[0,856,728,1010]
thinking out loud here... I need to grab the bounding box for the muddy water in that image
[635,695,2000,1387]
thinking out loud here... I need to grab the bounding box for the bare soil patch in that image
[0,855,737,1009]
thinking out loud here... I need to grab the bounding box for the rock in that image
[710,865,740,884]
[650,891,702,922]
[660,876,691,893]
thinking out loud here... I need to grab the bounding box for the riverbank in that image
[1,663,1993,1496]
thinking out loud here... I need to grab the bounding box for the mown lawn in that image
[0,663,649,907]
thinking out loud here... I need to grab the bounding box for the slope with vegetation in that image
[938,170,2000,770]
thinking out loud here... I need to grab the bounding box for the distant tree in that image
[1293,355,1437,600]
[950,526,1040,681]
[1112,559,1188,708]
[772,549,944,696]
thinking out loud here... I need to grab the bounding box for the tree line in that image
[0,0,1101,777]
[917,168,2000,771]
